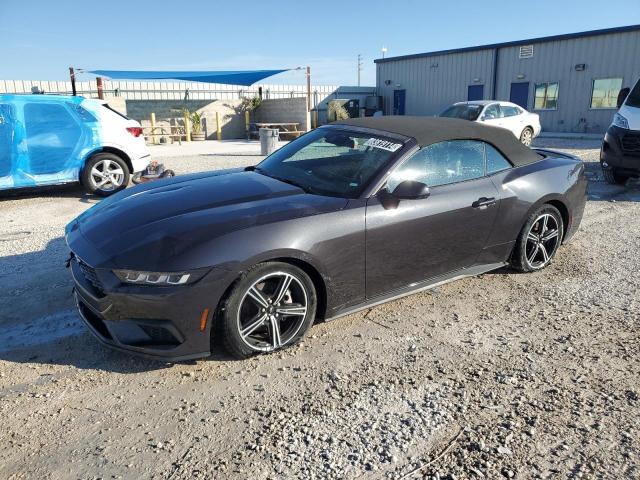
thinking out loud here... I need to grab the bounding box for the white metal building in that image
[375,25,640,133]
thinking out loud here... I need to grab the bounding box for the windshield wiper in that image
[253,167,320,195]
[274,176,320,195]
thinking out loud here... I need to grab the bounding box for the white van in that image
[600,79,640,184]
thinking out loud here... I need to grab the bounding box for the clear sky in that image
[1,0,639,86]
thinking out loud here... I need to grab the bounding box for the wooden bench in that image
[254,122,303,140]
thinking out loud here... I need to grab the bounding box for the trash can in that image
[259,128,279,155]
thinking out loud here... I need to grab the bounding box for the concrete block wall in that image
[135,97,319,141]
[137,99,248,141]
[126,100,212,123]
[197,99,246,139]
[252,98,310,131]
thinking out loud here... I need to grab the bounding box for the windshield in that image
[440,104,483,121]
[255,127,405,198]
[626,79,640,108]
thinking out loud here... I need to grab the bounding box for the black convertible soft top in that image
[335,116,542,167]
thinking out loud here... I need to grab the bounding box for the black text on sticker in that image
[364,138,402,152]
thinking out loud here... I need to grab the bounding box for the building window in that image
[519,45,534,59]
[534,82,559,110]
[590,78,623,109]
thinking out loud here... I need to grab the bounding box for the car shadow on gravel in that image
[0,232,248,374]
[0,183,101,205]
[0,329,239,375]
[0,334,176,375]
[0,305,175,374]
[0,236,171,374]
[585,168,640,203]
[200,153,263,157]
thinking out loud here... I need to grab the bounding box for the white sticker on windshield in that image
[364,138,403,152]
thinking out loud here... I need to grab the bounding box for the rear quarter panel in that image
[486,155,586,247]
[88,101,150,172]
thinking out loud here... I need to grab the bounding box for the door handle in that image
[472,197,496,208]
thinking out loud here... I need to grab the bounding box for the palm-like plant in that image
[190,110,204,134]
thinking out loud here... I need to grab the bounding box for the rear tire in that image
[602,166,628,185]
[82,153,130,196]
[519,127,534,146]
[218,262,317,359]
[511,205,564,273]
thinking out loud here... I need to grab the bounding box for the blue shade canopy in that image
[88,69,291,86]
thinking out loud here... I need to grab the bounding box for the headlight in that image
[613,113,629,129]
[113,269,206,286]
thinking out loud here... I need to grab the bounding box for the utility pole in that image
[306,66,311,112]
[69,67,77,96]
[357,54,363,87]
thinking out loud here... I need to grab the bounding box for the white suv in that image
[0,94,150,196]
[440,100,542,146]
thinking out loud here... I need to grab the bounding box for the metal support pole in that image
[245,110,250,140]
[183,110,191,142]
[96,77,104,99]
[150,112,157,145]
[216,111,222,141]
[69,67,77,96]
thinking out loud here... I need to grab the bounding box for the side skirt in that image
[324,262,507,322]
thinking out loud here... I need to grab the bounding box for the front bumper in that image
[600,125,640,176]
[70,255,235,362]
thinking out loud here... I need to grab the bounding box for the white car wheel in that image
[520,127,534,146]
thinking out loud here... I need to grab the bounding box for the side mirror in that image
[617,87,630,109]
[391,180,430,200]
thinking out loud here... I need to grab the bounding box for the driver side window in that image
[387,140,485,191]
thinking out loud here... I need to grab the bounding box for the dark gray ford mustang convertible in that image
[65,117,586,361]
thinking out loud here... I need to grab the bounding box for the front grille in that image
[621,132,640,153]
[77,258,105,294]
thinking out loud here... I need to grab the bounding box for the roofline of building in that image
[374,24,640,64]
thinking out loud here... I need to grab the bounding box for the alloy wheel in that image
[236,272,308,352]
[90,159,125,192]
[525,213,560,269]
[520,128,533,146]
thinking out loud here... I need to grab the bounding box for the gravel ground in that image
[0,138,639,479]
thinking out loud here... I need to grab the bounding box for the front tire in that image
[82,153,130,196]
[519,127,534,146]
[219,262,317,359]
[602,166,628,185]
[511,205,564,272]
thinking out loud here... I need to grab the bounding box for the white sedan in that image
[440,101,541,146]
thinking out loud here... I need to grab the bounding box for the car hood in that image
[66,169,348,269]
